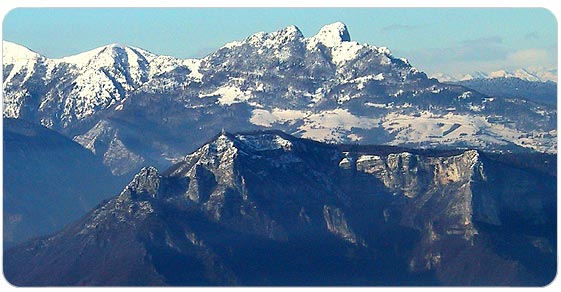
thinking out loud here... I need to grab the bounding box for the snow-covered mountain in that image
[3,22,557,176]
[3,41,194,128]
[431,68,558,83]
[4,130,556,286]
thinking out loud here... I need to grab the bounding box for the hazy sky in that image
[2,7,558,77]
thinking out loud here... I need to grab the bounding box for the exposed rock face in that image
[4,131,556,286]
[352,150,482,239]
[73,120,145,175]
[322,205,360,244]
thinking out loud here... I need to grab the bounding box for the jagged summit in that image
[121,165,161,200]
[221,22,351,52]
[312,21,351,47]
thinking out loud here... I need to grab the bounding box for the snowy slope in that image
[2,41,45,118]
[3,41,193,128]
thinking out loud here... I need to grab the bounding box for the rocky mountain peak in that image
[209,130,238,152]
[125,166,161,198]
[312,21,351,47]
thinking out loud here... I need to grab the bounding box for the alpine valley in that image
[2,22,557,286]
[2,118,127,248]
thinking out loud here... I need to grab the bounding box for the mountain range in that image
[450,77,557,106]
[2,22,557,286]
[431,68,558,83]
[4,130,556,286]
[3,22,557,177]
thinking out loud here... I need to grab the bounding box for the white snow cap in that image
[312,22,351,47]
[58,43,153,67]
[2,41,42,63]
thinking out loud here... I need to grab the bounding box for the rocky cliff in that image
[4,131,556,286]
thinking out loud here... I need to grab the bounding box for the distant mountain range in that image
[431,68,558,83]
[4,131,556,286]
[3,22,556,177]
[430,68,557,106]
[451,77,557,106]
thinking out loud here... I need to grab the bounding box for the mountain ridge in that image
[431,67,557,83]
[4,130,556,286]
[3,22,557,177]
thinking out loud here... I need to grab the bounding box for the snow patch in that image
[223,41,243,49]
[365,102,392,109]
[250,108,308,127]
[331,42,363,64]
[251,108,380,143]
[2,41,41,64]
[348,73,384,89]
[184,59,203,81]
[200,85,253,106]
[299,109,380,142]
[381,111,556,153]
[458,91,472,99]
[356,155,382,163]
[235,134,293,151]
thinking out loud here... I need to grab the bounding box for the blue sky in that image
[2,7,557,76]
